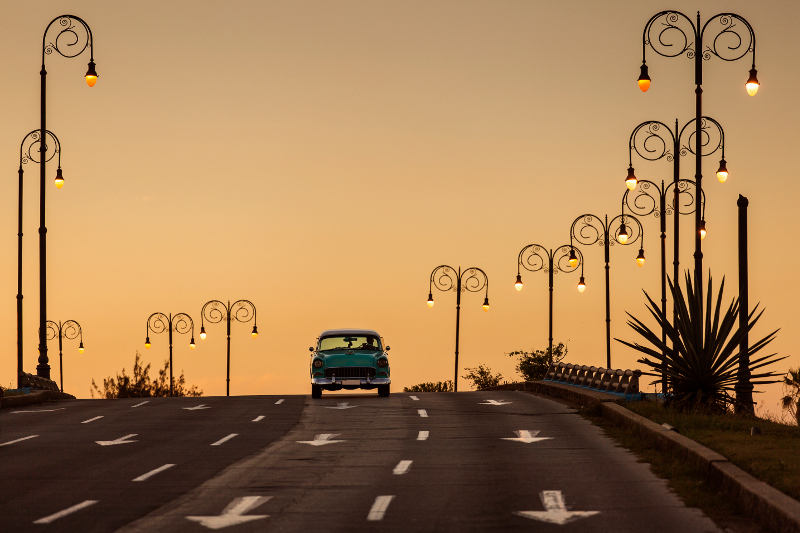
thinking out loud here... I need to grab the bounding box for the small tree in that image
[780,368,800,425]
[403,380,454,392]
[506,342,568,381]
[91,352,202,398]
[462,364,503,390]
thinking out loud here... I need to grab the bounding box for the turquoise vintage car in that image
[309,328,391,398]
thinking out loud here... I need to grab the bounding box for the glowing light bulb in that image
[145,338,151,349]
[637,249,646,267]
[190,338,196,350]
[568,249,578,268]
[578,276,586,293]
[514,274,523,291]
[716,159,728,183]
[625,166,637,191]
[638,62,651,92]
[200,326,206,340]
[78,342,85,354]
[252,326,258,339]
[427,293,434,308]
[700,220,707,240]
[745,68,759,96]
[482,297,490,312]
[618,224,629,245]
[85,60,98,87]
[54,168,64,189]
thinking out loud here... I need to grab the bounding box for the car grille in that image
[325,367,375,379]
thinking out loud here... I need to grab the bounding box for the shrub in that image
[403,380,454,392]
[780,368,800,425]
[462,364,503,390]
[91,351,202,398]
[507,342,568,381]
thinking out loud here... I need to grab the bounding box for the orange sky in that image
[1,0,798,419]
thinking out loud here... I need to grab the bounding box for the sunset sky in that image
[1,1,798,417]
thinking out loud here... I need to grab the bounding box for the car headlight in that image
[313,359,324,368]
[376,358,389,368]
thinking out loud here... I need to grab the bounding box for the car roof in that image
[318,328,381,338]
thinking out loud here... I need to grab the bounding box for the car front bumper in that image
[312,377,390,390]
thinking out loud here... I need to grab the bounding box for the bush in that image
[91,352,202,398]
[403,380,454,392]
[462,364,503,390]
[506,342,568,381]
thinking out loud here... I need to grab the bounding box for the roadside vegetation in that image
[91,352,202,398]
[506,342,567,381]
[403,380,454,392]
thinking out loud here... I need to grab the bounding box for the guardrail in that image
[544,362,641,395]
[18,371,60,392]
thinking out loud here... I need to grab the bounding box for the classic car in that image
[309,328,390,398]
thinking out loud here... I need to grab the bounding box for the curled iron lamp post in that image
[44,319,83,393]
[145,312,195,396]
[569,213,646,368]
[515,244,583,364]
[37,15,97,379]
[639,9,757,310]
[199,300,258,397]
[16,129,62,388]
[427,265,490,392]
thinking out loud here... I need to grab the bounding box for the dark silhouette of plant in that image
[91,351,202,398]
[780,368,800,425]
[403,380,454,392]
[617,272,784,410]
[506,342,568,381]
[462,364,503,390]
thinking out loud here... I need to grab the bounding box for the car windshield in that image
[318,335,382,351]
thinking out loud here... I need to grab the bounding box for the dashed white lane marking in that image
[514,490,600,525]
[82,416,103,424]
[296,434,345,446]
[410,396,419,401]
[393,460,412,475]
[186,496,271,529]
[367,495,395,521]
[132,401,149,408]
[0,435,38,447]
[253,416,265,422]
[275,399,285,405]
[184,404,211,410]
[417,409,428,418]
[133,464,176,482]
[417,431,429,441]
[211,433,239,446]
[33,500,98,524]
[11,408,65,413]
[96,434,138,446]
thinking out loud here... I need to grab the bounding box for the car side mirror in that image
[386,346,391,351]
[309,347,314,352]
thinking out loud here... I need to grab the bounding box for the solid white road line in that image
[410,396,419,401]
[82,416,103,424]
[275,399,285,405]
[11,408,65,413]
[211,433,239,446]
[393,460,412,475]
[367,495,395,521]
[133,464,176,482]
[417,431,429,441]
[0,435,38,447]
[253,416,265,422]
[96,434,138,446]
[33,500,98,524]
[417,409,428,418]
[132,401,149,408]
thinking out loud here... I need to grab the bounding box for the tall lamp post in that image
[145,312,195,396]
[16,129,63,388]
[569,213,646,368]
[426,266,490,392]
[514,244,583,363]
[638,10,757,309]
[45,319,83,393]
[199,300,258,396]
[38,15,98,379]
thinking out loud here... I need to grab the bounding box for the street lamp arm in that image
[42,15,94,64]
[45,320,60,341]
[642,10,697,61]
[200,300,227,327]
[679,116,725,159]
[623,180,662,218]
[429,265,458,294]
[610,212,645,247]
[171,313,194,336]
[230,300,256,325]
[570,214,607,247]
[60,320,82,341]
[700,13,756,66]
[20,130,61,167]
[629,121,676,166]
[462,267,489,297]
[517,244,548,274]
[555,245,582,274]
[147,312,170,336]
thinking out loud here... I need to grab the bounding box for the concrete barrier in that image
[544,362,641,394]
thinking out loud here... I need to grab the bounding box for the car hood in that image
[318,351,385,367]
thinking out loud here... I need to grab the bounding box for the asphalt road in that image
[0,392,721,532]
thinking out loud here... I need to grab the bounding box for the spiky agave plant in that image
[616,271,785,410]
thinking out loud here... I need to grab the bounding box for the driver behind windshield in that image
[358,336,380,350]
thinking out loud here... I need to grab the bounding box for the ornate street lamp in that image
[45,319,83,393]
[145,312,195,396]
[37,15,97,379]
[639,10,757,306]
[16,129,62,388]
[569,213,645,368]
[427,266,490,392]
[515,244,583,364]
[199,299,258,396]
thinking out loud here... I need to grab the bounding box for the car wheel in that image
[311,385,322,399]
[378,384,390,397]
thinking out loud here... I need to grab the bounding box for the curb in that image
[481,380,620,408]
[1,390,76,409]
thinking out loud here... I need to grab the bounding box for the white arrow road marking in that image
[417,409,428,418]
[133,464,176,482]
[0,435,38,447]
[253,416,265,422]
[11,408,65,413]
[186,496,271,530]
[96,434,138,446]
[183,404,211,410]
[33,500,98,524]
[393,460,412,475]
[417,431,429,441]
[480,400,512,405]
[410,395,419,401]
[82,416,103,424]
[211,434,238,446]
[275,399,285,405]
[367,495,395,521]
[502,430,553,444]
[514,491,600,525]
[325,402,358,409]
[296,433,346,446]
[132,401,149,408]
